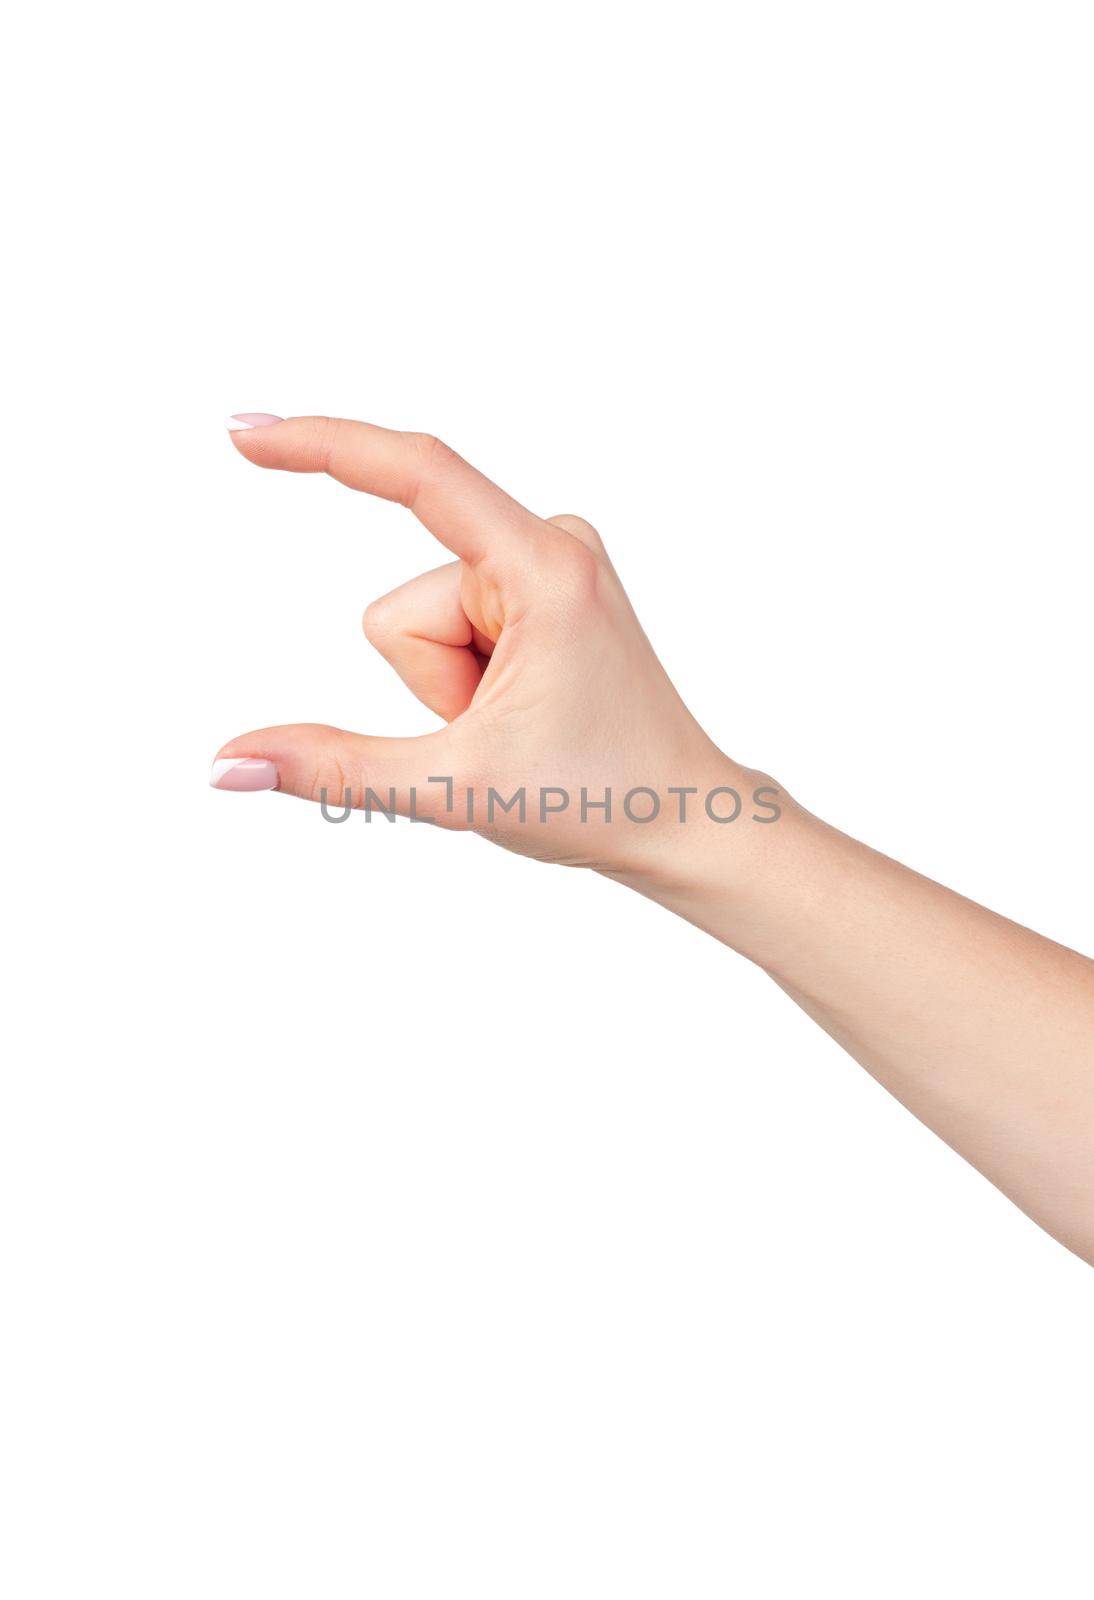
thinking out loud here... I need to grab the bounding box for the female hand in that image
[214,413,772,883]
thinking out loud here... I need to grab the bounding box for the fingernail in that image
[210,757,279,791]
[226,413,284,432]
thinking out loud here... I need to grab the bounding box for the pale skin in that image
[215,415,1094,1266]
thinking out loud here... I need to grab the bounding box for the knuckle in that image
[548,513,603,552]
[404,431,456,508]
[409,430,449,464]
[307,750,352,808]
[305,414,343,467]
[361,595,396,647]
[551,537,601,605]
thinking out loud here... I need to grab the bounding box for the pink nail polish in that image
[226,413,285,432]
[210,758,279,791]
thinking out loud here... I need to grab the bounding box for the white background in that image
[2,2,1092,1595]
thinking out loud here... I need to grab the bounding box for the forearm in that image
[615,766,1094,1264]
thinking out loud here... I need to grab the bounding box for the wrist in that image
[600,756,813,962]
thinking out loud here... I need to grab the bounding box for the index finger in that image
[227,415,535,563]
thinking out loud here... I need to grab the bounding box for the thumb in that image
[210,724,464,825]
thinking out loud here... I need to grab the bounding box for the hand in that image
[213,414,773,881]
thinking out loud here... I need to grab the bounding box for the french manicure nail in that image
[226,413,285,432]
[210,758,279,792]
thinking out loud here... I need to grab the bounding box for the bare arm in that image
[619,787,1094,1263]
[213,413,1094,1265]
